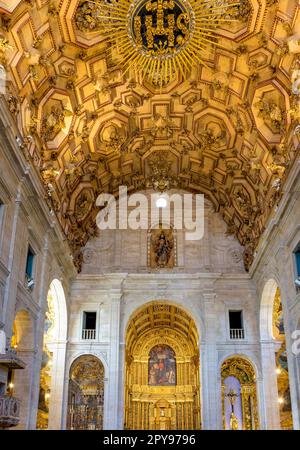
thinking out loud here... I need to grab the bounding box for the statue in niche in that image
[150,228,174,268]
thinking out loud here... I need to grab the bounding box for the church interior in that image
[0,0,300,431]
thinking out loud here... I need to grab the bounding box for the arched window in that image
[148,345,176,386]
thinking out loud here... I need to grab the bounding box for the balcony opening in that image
[82,312,97,340]
[229,310,244,339]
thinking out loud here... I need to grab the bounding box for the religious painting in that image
[148,228,175,269]
[148,345,176,386]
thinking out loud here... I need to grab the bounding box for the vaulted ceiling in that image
[0,0,299,271]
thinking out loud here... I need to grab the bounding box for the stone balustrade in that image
[0,395,21,428]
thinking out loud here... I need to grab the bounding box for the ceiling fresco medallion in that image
[85,0,237,85]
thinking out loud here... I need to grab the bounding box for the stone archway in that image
[124,301,200,430]
[272,287,293,429]
[260,279,293,429]
[36,279,68,429]
[221,356,259,430]
[67,355,105,430]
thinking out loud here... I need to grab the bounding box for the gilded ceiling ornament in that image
[0,37,12,53]
[146,151,178,191]
[197,127,226,150]
[6,95,19,115]
[41,106,73,142]
[75,191,93,221]
[150,114,174,137]
[255,97,285,133]
[75,1,103,31]
[83,0,238,86]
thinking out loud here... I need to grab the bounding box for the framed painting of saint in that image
[148,345,176,386]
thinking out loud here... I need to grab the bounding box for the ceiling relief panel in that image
[0,0,299,271]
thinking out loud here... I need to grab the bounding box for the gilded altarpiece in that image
[36,290,55,429]
[272,288,293,429]
[67,355,104,430]
[124,303,200,430]
[221,357,259,430]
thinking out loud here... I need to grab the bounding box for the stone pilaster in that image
[106,290,121,429]
[200,291,220,429]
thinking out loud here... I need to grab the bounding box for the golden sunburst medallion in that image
[86,0,238,85]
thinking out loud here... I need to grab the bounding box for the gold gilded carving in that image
[145,151,178,192]
[67,355,105,430]
[36,290,56,429]
[272,288,293,430]
[75,1,102,32]
[41,106,72,142]
[255,98,285,133]
[221,357,259,430]
[125,302,200,430]
[145,1,176,50]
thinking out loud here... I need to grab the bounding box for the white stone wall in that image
[80,192,245,275]
[250,159,300,430]
[0,99,75,429]
[68,195,261,429]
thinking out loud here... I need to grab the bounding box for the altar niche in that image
[124,301,201,430]
[221,356,259,430]
[67,355,104,430]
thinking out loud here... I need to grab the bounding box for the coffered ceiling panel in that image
[0,0,299,271]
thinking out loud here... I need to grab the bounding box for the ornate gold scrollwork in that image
[221,357,259,430]
[124,302,200,430]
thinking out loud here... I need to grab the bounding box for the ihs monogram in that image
[133,0,191,54]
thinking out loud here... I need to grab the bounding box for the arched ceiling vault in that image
[0,0,299,271]
[126,302,199,357]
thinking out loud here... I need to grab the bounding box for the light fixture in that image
[278,397,284,404]
[156,195,168,208]
[276,367,281,375]
[45,392,50,401]
[87,0,238,86]
[8,382,14,390]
